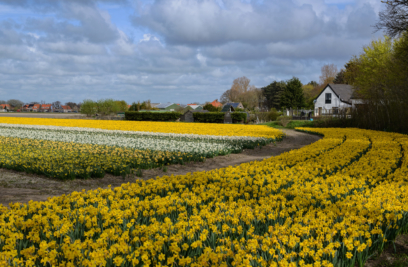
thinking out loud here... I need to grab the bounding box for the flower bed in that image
[0,117,284,139]
[0,120,282,180]
[2,128,408,266]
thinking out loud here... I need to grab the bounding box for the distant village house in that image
[221,102,244,112]
[187,104,203,110]
[210,99,223,108]
[314,84,362,116]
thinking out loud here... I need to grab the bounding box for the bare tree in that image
[52,101,61,109]
[65,102,77,109]
[319,64,338,85]
[220,89,233,103]
[7,99,23,108]
[241,87,263,110]
[231,76,251,95]
[374,0,408,38]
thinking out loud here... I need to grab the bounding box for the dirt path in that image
[0,129,319,206]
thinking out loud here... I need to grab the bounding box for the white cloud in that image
[132,0,323,46]
[0,0,388,104]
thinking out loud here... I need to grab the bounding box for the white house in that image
[314,84,360,116]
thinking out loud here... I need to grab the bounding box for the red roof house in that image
[211,99,223,108]
[61,105,72,112]
[32,104,41,111]
[41,104,52,112]
[0,104,11,110]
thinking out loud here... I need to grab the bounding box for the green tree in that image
[351,36,393,99]
[203,103,219,112]
[344,35,408,133]
[80,99,97,117]
[302,84,316,109]
[280,77,305,109]
[343,57,361,85]
[96,99,120,116]
[129,102,140,111]
[115,100,128,112]
[333,69,347,84]
[307,81,318,87]
[261,81,286,110]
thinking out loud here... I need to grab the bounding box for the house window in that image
[333,107,339,114]
[325,93,332,104]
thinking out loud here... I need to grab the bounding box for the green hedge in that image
[193,112,247,123]
[125,111,182,121]
[231,112,247,123]
[193,112,224,123]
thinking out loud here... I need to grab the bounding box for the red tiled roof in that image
[61,105,72,110]
[0,104,10,109]
[211,100,222,107]
[41,104,52,108]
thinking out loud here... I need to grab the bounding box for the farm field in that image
[0,118,283,180]
[1,126,408,266]
[0,129,319,207]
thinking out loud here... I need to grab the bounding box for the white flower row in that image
[0,125,240,155]
[0,123,271,142]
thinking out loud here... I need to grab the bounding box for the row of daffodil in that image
[0,117,284,139]
[1,128,408,267]
[0,136,204,180]
[0,120,282,180]
[0,124,241,155]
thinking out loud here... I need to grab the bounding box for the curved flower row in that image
[1,128,408,267]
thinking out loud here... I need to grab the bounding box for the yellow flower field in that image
[1,128,408,267]
[0,119,282,180]
[0,117,283,139]
[0,136,198,180]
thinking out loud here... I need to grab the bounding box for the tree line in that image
[219,63,344,111]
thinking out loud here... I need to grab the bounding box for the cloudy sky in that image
[0,0,385,104]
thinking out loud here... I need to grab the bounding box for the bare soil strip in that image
[0,129,319,206]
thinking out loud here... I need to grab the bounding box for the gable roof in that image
[315,84,354,104]
[41,104,52,108]
[187,104,202,110]
[211,99,222,107]
[156,102,175,109]
[221,105,235,112]
[224,102,241,108]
